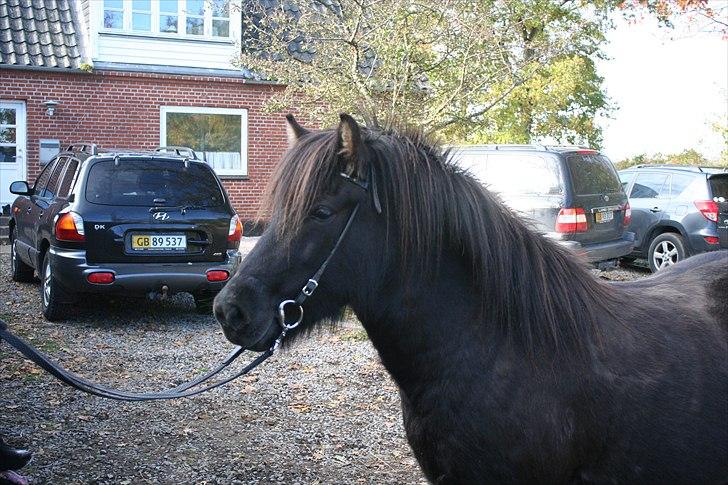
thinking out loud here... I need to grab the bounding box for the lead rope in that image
[0,201,363,401]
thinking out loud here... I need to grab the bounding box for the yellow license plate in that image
[595,211,614,224]
[131,234,186,250]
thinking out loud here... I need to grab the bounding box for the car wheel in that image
[40,252,70,321]
[648,233,686,272]
[193,292,216,315]
[9,230,35,283]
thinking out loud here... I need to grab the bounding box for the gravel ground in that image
[0,239,648,484]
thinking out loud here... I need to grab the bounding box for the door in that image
[628,171,670,251]
[0,101,26,207]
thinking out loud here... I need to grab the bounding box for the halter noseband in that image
[274,169,379,346]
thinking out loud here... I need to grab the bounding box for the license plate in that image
[595,211,614,224]
[131,234,186,250]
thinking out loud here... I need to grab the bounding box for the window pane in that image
[160,15,178,32]
[630,173,669,199]
[85,161,225,207]
[483,155,562,196]
[132,0,151,9]
[104,10,123,28]
[132,13,151,30]
[0,127,16,143]
[166,112,242,172]
[34,160,56,192]
[59,159,80,198]
[212,19,229,37]
[0,108,16,125]
[212,0,229,17]
[186,0,205,16]
[668,174,694,198]
[0,146,16,163]
[186,16,204,35]
[566,154,621,195]
[44,158,68,199]
[104,0,123,8]
[160,0,178,13]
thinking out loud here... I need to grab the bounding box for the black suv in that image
[618,165,728,272]
[454,145,634,267]
[8,144,242,320]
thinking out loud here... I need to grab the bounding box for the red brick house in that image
[0,0,289,228]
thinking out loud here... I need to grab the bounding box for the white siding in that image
[88,1,241,70]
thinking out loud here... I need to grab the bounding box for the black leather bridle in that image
[0,171,379,401]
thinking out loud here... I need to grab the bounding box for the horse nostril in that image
[214,298,249,331]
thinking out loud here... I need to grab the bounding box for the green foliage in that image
[615,149,728,169]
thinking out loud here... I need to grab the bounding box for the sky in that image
[596,13,727,163]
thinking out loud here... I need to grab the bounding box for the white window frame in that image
[160,106,248,177]
[98,0,234,40]
[130,0,153,32]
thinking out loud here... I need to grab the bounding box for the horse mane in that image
[264,125,619,357]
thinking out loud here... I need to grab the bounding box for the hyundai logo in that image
[153,212,169,221]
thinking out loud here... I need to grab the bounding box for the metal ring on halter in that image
[278,300,304,330]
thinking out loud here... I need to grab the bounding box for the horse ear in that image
[337,114,362,173]
[285,114,309,148]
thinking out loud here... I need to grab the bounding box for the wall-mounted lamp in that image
[43,100,59,117]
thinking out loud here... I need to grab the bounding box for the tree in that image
[237,0,722,145]
[615,149,727,169]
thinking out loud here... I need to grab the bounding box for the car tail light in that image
[623,202,632,226]
[228,215,243,243]
[55,212,85,242]
[704,236,720,245]
[555,208,588,233]
[87,272,114,284]
[206,270,229,282]
[694,200,719,222]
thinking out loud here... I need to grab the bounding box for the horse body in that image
[214,114,728,484]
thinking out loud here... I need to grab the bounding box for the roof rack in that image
[634,164,704,172]
[155,146,198,160]
[65,142,98,155]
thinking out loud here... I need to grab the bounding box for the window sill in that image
[99,30,234,44]
[218,175,249,181]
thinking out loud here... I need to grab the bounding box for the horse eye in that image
[311,206,334,220]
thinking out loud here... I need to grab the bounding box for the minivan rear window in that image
[566,154,621,195]
[709,175,728,199]
[86,160,225,207]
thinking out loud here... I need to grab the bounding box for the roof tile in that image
[0,0,81,69]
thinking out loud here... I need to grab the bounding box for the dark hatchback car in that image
[618,165,728,272]
[454,145,634,267]
[8,144,242,320]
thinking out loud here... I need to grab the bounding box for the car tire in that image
[193,292,216,315]
[9,230,35,283]
[40,252,70,321]
[648,233,687,273]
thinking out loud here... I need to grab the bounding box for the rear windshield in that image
[85,160,225,207]
[709,175,728,199]
[566,154,621,195]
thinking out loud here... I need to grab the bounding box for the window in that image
[100,0,233,39]
[33,159,57,195]
[211,0,230,37]
[630,172,669,199]
[667,173,694,198]
[160,107,248,177]
[131,0,152,31]
[185,0,205,35]
[103,0,124,29]
[85,160,225,207]
[43,157,68,199]
[0,107,17,163]
[566,154,621,195]
[619,171,635,192]
[481,154,562,196]
[160,0,179,33]
[58,159,80,198]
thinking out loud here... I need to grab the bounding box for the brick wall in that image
[0,68,291,222]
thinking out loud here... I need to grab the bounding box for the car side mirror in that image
[9,181,33,196]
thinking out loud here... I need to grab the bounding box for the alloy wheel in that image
[43,260,52,306]
[653,240,679,270]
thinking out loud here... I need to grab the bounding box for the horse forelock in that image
[262,123,616,358]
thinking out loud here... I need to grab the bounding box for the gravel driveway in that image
[0,239,647,484]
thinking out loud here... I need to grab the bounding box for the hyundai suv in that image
[618,165,727,272]
[453,145,634,267]
[8,144,243,320]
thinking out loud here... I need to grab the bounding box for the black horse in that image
[214,114,728,484]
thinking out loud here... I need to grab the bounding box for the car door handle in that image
[649,207,661,213]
